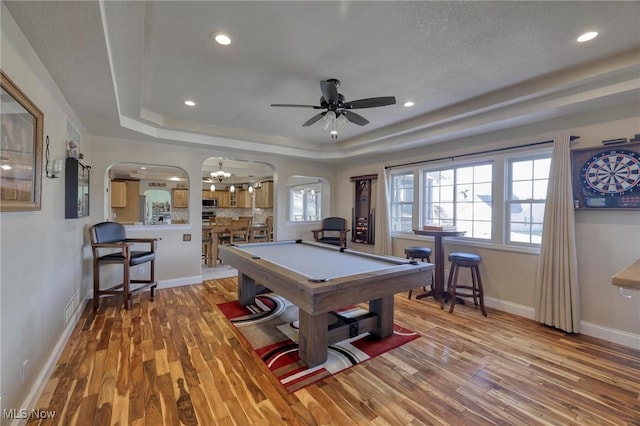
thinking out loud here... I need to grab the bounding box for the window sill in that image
[391,232,541,255]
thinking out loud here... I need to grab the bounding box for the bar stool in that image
[445,252,487,316]
[404,246,433,299]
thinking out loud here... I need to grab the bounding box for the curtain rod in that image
[384,135,580,170]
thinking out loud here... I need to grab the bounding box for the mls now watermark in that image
[3,408,56,420]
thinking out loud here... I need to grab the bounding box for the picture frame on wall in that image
[0,70,44,211]
[571,141,640,210]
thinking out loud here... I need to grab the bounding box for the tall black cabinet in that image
[65,157,90,218]
[350,174,376,244]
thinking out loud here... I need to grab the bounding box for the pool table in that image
[218,240,433,366]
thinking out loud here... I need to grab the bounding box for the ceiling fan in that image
[270,79,396,130]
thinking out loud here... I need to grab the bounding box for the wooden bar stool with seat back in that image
[404,246,434,299]
[444,252,487,316]
[89,222,160,310]
[312,217,350,247]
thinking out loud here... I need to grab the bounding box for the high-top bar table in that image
[413,229,466,302]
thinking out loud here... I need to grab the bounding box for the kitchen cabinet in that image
[202,190,216,200]
[172,188,189,208]
[216,190,230,207]
[236,190,253,208]
[255,181,273,208]
[113,180,140,224]
[111,181,127,207]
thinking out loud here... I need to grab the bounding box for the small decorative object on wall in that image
[571,141,640,210]
[0,70,44,211]
[45,136,64,179]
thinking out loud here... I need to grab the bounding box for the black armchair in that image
[312,217,350,247]
[89,222,159,310]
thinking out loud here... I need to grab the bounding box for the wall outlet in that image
[183,234,191,241]
[22,359,29,386]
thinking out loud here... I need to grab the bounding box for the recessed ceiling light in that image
[184,100,196,107]
[404,101,415,107]
[140,166,147,170]
[577,31,598,43]
[212,33,231,46]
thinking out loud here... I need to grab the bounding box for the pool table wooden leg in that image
[369,295,394,338]
[237,273,256,306]
[298,310,328,367]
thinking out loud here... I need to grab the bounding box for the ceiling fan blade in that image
[342,110,369,126]
[343,96,396,109]
[302,112,327,127]
[320,80,339,105]
[271,103,322,109]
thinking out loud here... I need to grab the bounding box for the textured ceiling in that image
[4,1,640,160]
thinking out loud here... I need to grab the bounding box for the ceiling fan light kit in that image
[271,78,396,138]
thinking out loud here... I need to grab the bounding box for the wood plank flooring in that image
[28,278,640,425]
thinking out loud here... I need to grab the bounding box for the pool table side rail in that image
[219,243,434,313]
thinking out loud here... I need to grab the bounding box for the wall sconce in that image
[45,136,64,179]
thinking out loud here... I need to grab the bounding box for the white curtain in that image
[375,164,392,255]
[534,133,580,332]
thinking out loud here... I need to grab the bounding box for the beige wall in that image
[335,116,640,344]
[1,5,91,414]
[2,3,638,418]
[88,135,337,284]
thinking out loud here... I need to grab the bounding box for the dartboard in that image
[581,149,640,195]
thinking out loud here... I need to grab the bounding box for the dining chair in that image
[230,218,251,243]
[202,227,212,265]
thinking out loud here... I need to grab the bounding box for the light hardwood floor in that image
[28,278,640,425]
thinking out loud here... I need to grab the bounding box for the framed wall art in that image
[571,142,640,210]
[0,70,44,211]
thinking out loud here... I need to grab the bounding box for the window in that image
[507,156,551,244]
[390,173,414,231]
[388,146,550,248]
[422,163,493,239]
[289,180,322,221]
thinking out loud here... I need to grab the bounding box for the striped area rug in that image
[217,294,420,392]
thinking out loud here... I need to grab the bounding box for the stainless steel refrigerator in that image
[138,195,147,224]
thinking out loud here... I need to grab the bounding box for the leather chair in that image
[312,217,350,247]
[89,222,159,310]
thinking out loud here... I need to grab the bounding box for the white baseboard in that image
[485,296,639,349]
[485,296,536,319]
[156,275,203,289]
[579,321,640,349]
